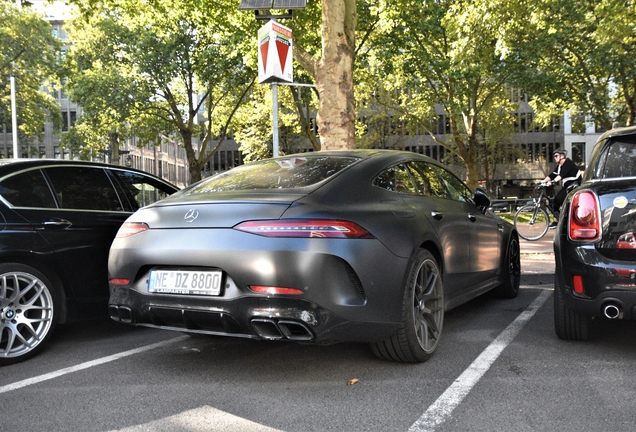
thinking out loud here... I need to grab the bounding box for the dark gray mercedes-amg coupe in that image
[108,150,520,362]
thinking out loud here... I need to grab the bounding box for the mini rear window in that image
[183,156,359,194]
[594,136,636,179]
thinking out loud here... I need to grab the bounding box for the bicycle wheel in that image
[514,204,550,241]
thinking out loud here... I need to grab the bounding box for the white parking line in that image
[408,290,552,432]
[111,405,283,432]
[0,335,188,394]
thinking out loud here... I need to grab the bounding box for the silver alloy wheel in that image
[412,257,443,353]
[0,271,55,360]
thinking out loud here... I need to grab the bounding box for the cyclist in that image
[542,148,581,227]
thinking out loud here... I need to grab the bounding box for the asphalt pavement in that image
[520,230,554,285]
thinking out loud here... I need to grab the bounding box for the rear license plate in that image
[148,270,222,296]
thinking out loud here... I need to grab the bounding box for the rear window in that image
[182,156,359,194]
[0,169,57,208]
[591,135,636,179]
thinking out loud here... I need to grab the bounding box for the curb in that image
[520,273,553,285]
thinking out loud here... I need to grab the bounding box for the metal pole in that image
[272,82,279,157]
[10,72,18,159]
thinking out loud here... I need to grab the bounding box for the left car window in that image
[111,170,175,209]
[44,166,123,211]
[0,169,57,208]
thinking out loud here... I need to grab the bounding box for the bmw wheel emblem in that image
[184,209,199,223]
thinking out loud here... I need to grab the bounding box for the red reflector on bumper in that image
[572,275,584,295]
[249,286,304,295]
[109,278,130,285]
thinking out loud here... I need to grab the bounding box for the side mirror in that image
[473,188,491,209]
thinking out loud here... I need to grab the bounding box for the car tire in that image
[371,249,444,363]
[0,263,59,365]
[554,275,589,341]
[493,235,521,299]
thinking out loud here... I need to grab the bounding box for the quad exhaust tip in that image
[109,305,135,324]
[250,318,314,341]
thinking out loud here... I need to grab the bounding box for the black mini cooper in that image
[554,126,636,339]
[0,159,178,365]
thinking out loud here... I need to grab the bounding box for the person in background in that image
[543,148,581,228]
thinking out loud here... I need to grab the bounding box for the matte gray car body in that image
[108,150,520,362]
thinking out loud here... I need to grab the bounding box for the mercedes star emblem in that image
[184,209,199,223]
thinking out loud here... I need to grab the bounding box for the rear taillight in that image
[116,222,149,238]
[234,219,375,238]
[568,191,601,241]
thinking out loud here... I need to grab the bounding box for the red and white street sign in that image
[258,20,293,84]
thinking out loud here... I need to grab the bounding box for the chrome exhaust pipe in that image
[603,304,621,320]
[250,319,283,340]
[277,320,314,341]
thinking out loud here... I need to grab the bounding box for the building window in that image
[572,142,586,167]
[62,111,76,131]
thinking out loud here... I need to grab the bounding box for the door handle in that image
[431,211,443,220]
[42,218,72,229]
[468,214,477,222]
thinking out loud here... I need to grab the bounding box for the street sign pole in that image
[10,71,18,159]
[272,82,279,156]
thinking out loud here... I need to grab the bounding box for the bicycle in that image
[513,182,558,241]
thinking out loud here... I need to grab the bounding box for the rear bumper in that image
[108,227,412,343]
[108,287,400,343]
[555,241,636,319]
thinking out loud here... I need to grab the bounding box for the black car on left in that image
[0,159,179,365]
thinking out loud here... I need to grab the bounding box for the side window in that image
[44,166,123,211]
[111,170,176,210]
[373,163,419,194]
[430,165,473,202]
[0,170,57,208]
[409,162,450,198]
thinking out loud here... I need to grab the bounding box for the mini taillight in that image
[116,222,149,238]
[249,286,304,295]
[569,191,601,241]
[234,219,375,239]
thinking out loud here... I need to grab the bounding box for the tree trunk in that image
[181,130,202,184]
[293,0,357,151]
[316,0,357,150]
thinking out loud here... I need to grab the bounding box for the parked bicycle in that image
[513,182,558,241]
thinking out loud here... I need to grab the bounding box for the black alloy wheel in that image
[371,249,444,363]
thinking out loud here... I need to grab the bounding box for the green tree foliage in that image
[0,2,62,147]
[367,0,525,189]
[64,0,257,182]
[523,0,636,129]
